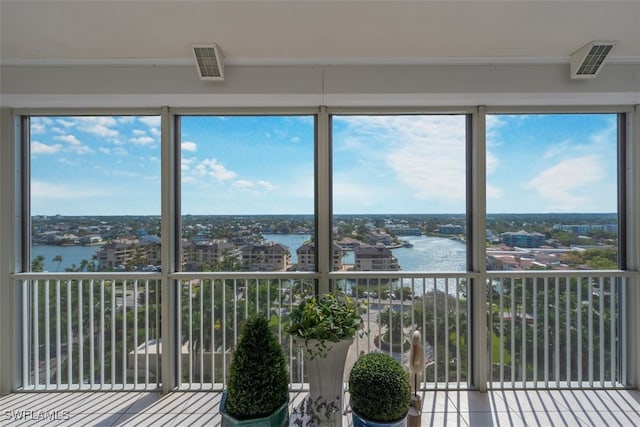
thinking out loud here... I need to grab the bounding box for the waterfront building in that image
[553,223,618,234]
[240,242,290,271]
[182,240,237,271]
[438,224,465,234]
[386,225,422,235]
[354,245,400,271]
[500,230,546,248]
[296,242,344,271]
[97,242,160,270]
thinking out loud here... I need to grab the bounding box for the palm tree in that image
[52,254,63,271]
[32,255,45,272]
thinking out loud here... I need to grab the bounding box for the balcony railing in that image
[13,270,630,392]
[486,271,630,389]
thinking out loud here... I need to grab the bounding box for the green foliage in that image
[225,316,289,419]
[288,293,363,359]
[348,352,411,423]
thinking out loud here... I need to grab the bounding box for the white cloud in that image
[525,155,604,210]
[55,134,81,145]
[181,157,196,171]
[31,123,46,134]
[232,180,254,190]
[182,141,198,152]
[291,136,301,143]
[139,116,161,128]
[31,141,62,154]
[31,180,110,200]
[132,129,147,136]
[76,117,119,139]
[70,145,94,155]
[130,136,155,145]
[257,180,276,191]
[195,158,237,181]
[56,119,74,128]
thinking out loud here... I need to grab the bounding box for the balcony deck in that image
[1,389,639,426]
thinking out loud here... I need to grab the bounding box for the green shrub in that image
[348,352,411,423]
[225,315,289,419]
[288,292,364,359]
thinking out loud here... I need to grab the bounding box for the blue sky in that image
[30,113,617,216]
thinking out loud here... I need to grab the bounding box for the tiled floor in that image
[1,389,639,426]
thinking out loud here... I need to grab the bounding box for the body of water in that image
[32,245,101,272]
[31,234,466,273]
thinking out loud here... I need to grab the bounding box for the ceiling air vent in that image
[192,43,224,81]
[570,41,616,79]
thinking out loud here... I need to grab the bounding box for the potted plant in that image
[288,292,364,424]
[220,315,289,427]
[348,352,411,427]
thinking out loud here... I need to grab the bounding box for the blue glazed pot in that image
[220,391,289,427]
[352,408,407,427]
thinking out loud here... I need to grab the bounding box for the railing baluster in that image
[610,276,617,386]
[521,278,526,386]
[32,279,39,387]
[510,278,515,387]
[554,276,560,387]
[598,276,604,387]
[78,279,84,388]
[565,276,571,386]
[111,279,116,389]
[533,277,538,387]
[66,279,72,388]
[588,276,594,386]
[121,280,127,389]
[199,278,204,386]
[89,279,94,388]
[543,277,548,388]
[499,277,504,388]
[133,279,138,388]
[45,279,51,388]
[577,276,582,386]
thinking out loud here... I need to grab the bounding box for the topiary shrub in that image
[348,352,411,423]
[225,315,289,419]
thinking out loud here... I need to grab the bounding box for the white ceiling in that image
[1,0,639,66]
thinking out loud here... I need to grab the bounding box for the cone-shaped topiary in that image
[225,315,289,419]
[348,352,411,423]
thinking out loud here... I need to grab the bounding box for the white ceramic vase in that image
[304,337,354,425]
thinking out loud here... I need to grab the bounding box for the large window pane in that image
[30,115,161,272]
[486,113,619,271]
[331,114,468,274]
[179,115,315,272]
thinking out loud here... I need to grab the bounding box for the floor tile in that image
[461,411,527,426]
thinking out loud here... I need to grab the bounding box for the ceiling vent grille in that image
[192,44,224,81]
[570,41,616,79]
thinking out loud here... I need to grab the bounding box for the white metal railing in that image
[13,270,630,391]
[486,271,630,389]
[174,273,317,391]
[16,273,161,391]
[331,272,471,390]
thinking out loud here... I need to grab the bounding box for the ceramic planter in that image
[303,337,353,426]
[351,408,408,427]
[220,391,289,427]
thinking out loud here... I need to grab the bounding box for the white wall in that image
[1,63,639,108]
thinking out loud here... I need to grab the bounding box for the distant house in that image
[354,245,400,271]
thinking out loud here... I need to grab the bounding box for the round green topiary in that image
[348,352,411,423]
[225,315,289,419]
